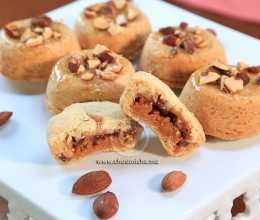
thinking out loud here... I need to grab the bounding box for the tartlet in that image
[0,15,80,82]
[46,45,135,114]
[180,62,260,140]
[139,22,226,88]
[75,0,151,60]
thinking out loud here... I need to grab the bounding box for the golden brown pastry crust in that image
[139,24,226,88]
[45,45,135,114]
[0,16,80,82]
[180,62,260,140]
[120,71,205,156]
[75,1,151,60]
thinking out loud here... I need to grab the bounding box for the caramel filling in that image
[132,94,190,152]
[57,126,138,162]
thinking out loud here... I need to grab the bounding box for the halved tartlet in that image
[120,71,205,156]
[47,101,143,163]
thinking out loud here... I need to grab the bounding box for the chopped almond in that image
[21,29,36,42]
[212,62,229,71]
[93,44,109,56]
[223,77,244,93]
[93,17,110,30]
[78,65,86,74]
[100,71,118,80]
[43,27,53,40]
[53,31,61,39]
[25,36,43,47]
[88,59,101,69]
[116,14,127,26]
[108,23,123,35]
[81,72,94,81]
[237,62,248,71]
[199,72,220,85]
[127,8,138,21]
[112,0,127,10]
[220,75,228,90]
[84,9,96,19]
[197,40,208,48]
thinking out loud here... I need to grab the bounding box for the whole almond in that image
[93,191,119,219]
[161,171,187,192]
[0,112,13,127]
[72,171,112,195]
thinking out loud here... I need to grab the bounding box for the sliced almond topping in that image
[81,72,94,81]
[107,63,123,73]
[116,14,127,26]
[93,44,109,56]
[112,0,127,10]
[93,17,111,30]
[199,72,220,85]
[43,27,53,40]
[88,59,101,69]
[223,77,244,93]
[108,23,123,35]
[127,8,138,21]
[25,36,43,47]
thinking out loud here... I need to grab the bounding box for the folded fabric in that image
[167,0,260,23]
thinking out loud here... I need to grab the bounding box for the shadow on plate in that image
[204,135,260,151]
[0,76,47,95]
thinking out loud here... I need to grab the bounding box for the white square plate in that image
[1,0,260,219]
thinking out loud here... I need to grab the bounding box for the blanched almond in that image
[127,8,138,21]
[212,62,229,71]
[112,0,127,10]
[21,29,36,42]
[81,72,94,81]
[106,63,123,73]
[43,27,53,40]
[84,9,96,19]
[25,36,43,47]
[108,23,123,35]
[116,14,127,26]
[223,77,244,93]
[100,71,118,80]
[88,59,101,69]
[93,44,109,56]
[93,17,110,30]
[237,61,248,71]
[199,72,220,85]
[53,31,61,39]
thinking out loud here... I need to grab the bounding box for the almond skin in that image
[72,171,112,195]
[161,171,187,192]
[93,191,119,219]
[0,112,13,127]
